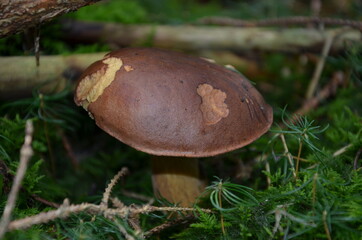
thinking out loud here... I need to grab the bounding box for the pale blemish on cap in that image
[124,65,134,72]
[200,57,216,63]
[197,84,229,125]
[76,57,123,110]
[224,64,236,71]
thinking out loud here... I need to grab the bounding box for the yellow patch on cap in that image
[76,57,123,110]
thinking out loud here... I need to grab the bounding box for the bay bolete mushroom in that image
[74,48,273,206]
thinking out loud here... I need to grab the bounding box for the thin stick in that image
[280,134,297,178]
[265,160,271,187]
[312,173,318,209]
[43,118,56,174]
[61,133,79,170]
[114,219,136,240]
[218,185,225,236]
[291,156,309,162]
[354,147,362,170]
[294,71,345,117]
[0,120,34,238]
[305,32,335,99]
[31,193,60,208]
[333,143,353,157]
[101,167,129,208]
[323,210,332,240]
[295,140,303,179]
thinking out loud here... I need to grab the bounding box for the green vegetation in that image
[1,0,361,239]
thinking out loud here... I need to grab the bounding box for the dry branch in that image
[0,0,101,38]
[4,164,212,234]
[305,30,335,99]
[101,168,129,208]
[305,28,348,99]
[198,16,362,29]
[7,198,212,232]
[62,21,362,53]
[0,120,34,238]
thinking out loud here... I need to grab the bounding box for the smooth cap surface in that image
[74,48,273,157]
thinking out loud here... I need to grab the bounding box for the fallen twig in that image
[305,32,335,99]
[30,193,60,208]
[101,168,129,208]
[332,143,353,157]
[198,16,362,29]
[5,166,212,234]
[305,29,347,99]
[61,133,79,170]
[279,133,297,178]
[294,71,345,117]
[354,147,362,170]
[0,120,34,238]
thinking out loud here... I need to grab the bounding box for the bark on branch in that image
[62,20,362,53]
[0,0,101,38]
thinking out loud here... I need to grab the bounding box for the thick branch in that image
[0,51,257,99]
[62,21,361,53]
[0,0,101,38]
[0,53,105,99]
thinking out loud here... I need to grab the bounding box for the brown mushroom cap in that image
[74,48,273,157]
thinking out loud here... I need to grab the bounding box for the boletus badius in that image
[74,48,273,206]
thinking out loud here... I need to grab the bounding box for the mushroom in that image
[74,48,273,206]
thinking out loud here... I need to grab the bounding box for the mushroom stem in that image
[151,156,203,207]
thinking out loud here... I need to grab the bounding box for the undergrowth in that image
[173,107,362,240]
[0,82,361,239]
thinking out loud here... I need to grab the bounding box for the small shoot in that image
[274,108,328,178]
[204,177,258,236]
